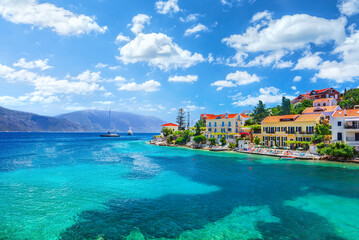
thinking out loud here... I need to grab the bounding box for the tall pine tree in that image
[176,108,186,130]
[253,101,269,123]
[280,97,291,115]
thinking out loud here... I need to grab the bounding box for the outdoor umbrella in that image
[297,147,304,150]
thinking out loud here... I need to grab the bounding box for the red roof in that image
[333,109,359,117]
[206,114,238,120]
[162,123,178,127]
[314,88,331,93]
[200,114,216,119]
[240,113,251,118]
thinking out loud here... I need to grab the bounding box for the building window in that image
[222,122,225,127]
[209,122,211,127]
[276,127,280,132]
[306,126,314,134]
[214,122,217,127]
[338,121,342,126]
[337,132,342,141]
[214,128,217,133]
[282,137,287,146]
[228,121,231,127]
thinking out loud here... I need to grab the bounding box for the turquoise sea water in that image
[0,133,359,240]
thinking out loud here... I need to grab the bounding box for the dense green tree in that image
[253,101,269,123]
[176,108,186,130]
[193,135,207,144]
[292,99,313,114]
[280,97,291,115]
[244,118,255,126]
[269,105,281,116]
[208,138,216,146]
[196,119,205,128]
[194,121,202,136]
[339,88,359,109]
[317,142,354,159]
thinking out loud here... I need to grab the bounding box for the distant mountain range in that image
[0,106,165,133]
[0,106,83,132]
[56,110,165,133]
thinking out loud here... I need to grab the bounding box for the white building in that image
[302,105,341,124]
[161,123,179,132]
[332,109,359,150]
[313,98,337,107]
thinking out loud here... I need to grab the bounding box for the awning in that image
[345,118,359,122]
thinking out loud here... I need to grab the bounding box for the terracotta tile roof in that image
[302,106,339,114]
[313,88,330,93]
[200,114,215,119]
[262,116,285,123]
[206,113,238,120]
[240,113,251,118]
[313,98,335,103]
[262,114,323,123]
[295,114,323,122]
[333,109,359,117]
[162,123,178,127]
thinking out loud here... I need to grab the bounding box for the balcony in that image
[346,137,359,142]
[344,124,359,129]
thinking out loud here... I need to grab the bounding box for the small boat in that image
[280,156,296,160]
[100,132,120,137]
[100,109,120,137]
[127,127,133,136]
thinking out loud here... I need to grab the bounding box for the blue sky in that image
[0,0,359,122]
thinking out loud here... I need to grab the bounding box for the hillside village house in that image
[204,113,252,141]
[313,98,337,107]
[161,123,178,132]
[332,109,359,150]
[254,113,325,147]
[302,105,341,124]
[292,88,340,104]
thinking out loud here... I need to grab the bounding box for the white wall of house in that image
[162,126,178,132]
[313,98,337,107]
[332,115,359,147]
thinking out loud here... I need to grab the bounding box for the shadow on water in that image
[59,153,355,240]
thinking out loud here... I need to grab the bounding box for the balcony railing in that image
[344,124,359,129]
[346,137,359,141]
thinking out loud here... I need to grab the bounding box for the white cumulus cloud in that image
[293,76,302,82]
[294,52,323,70]
[223,14,347,66]
[211,71,260,90]
[155,0,180,15]
[13,58,52,71]
[168,75,198,83]
[115,33,131,43]
[179,13,200,22]
[184,23,209,36]
[118,80,161,92]
[338,0,359,16]
[0,0,107,36]
[314,30,359,83]
[129,14,151,35]
[232,87,296,107]
[0,63,103,100]
[118,32,205,70]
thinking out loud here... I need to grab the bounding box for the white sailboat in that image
[127,127,133,136]
[100,109,120,137]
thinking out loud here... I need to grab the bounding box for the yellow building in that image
[204,113,252,140]
[254,113,324,147]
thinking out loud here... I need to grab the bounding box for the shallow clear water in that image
[0,133,359,240]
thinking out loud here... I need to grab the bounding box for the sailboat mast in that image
[109,108,111,131]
